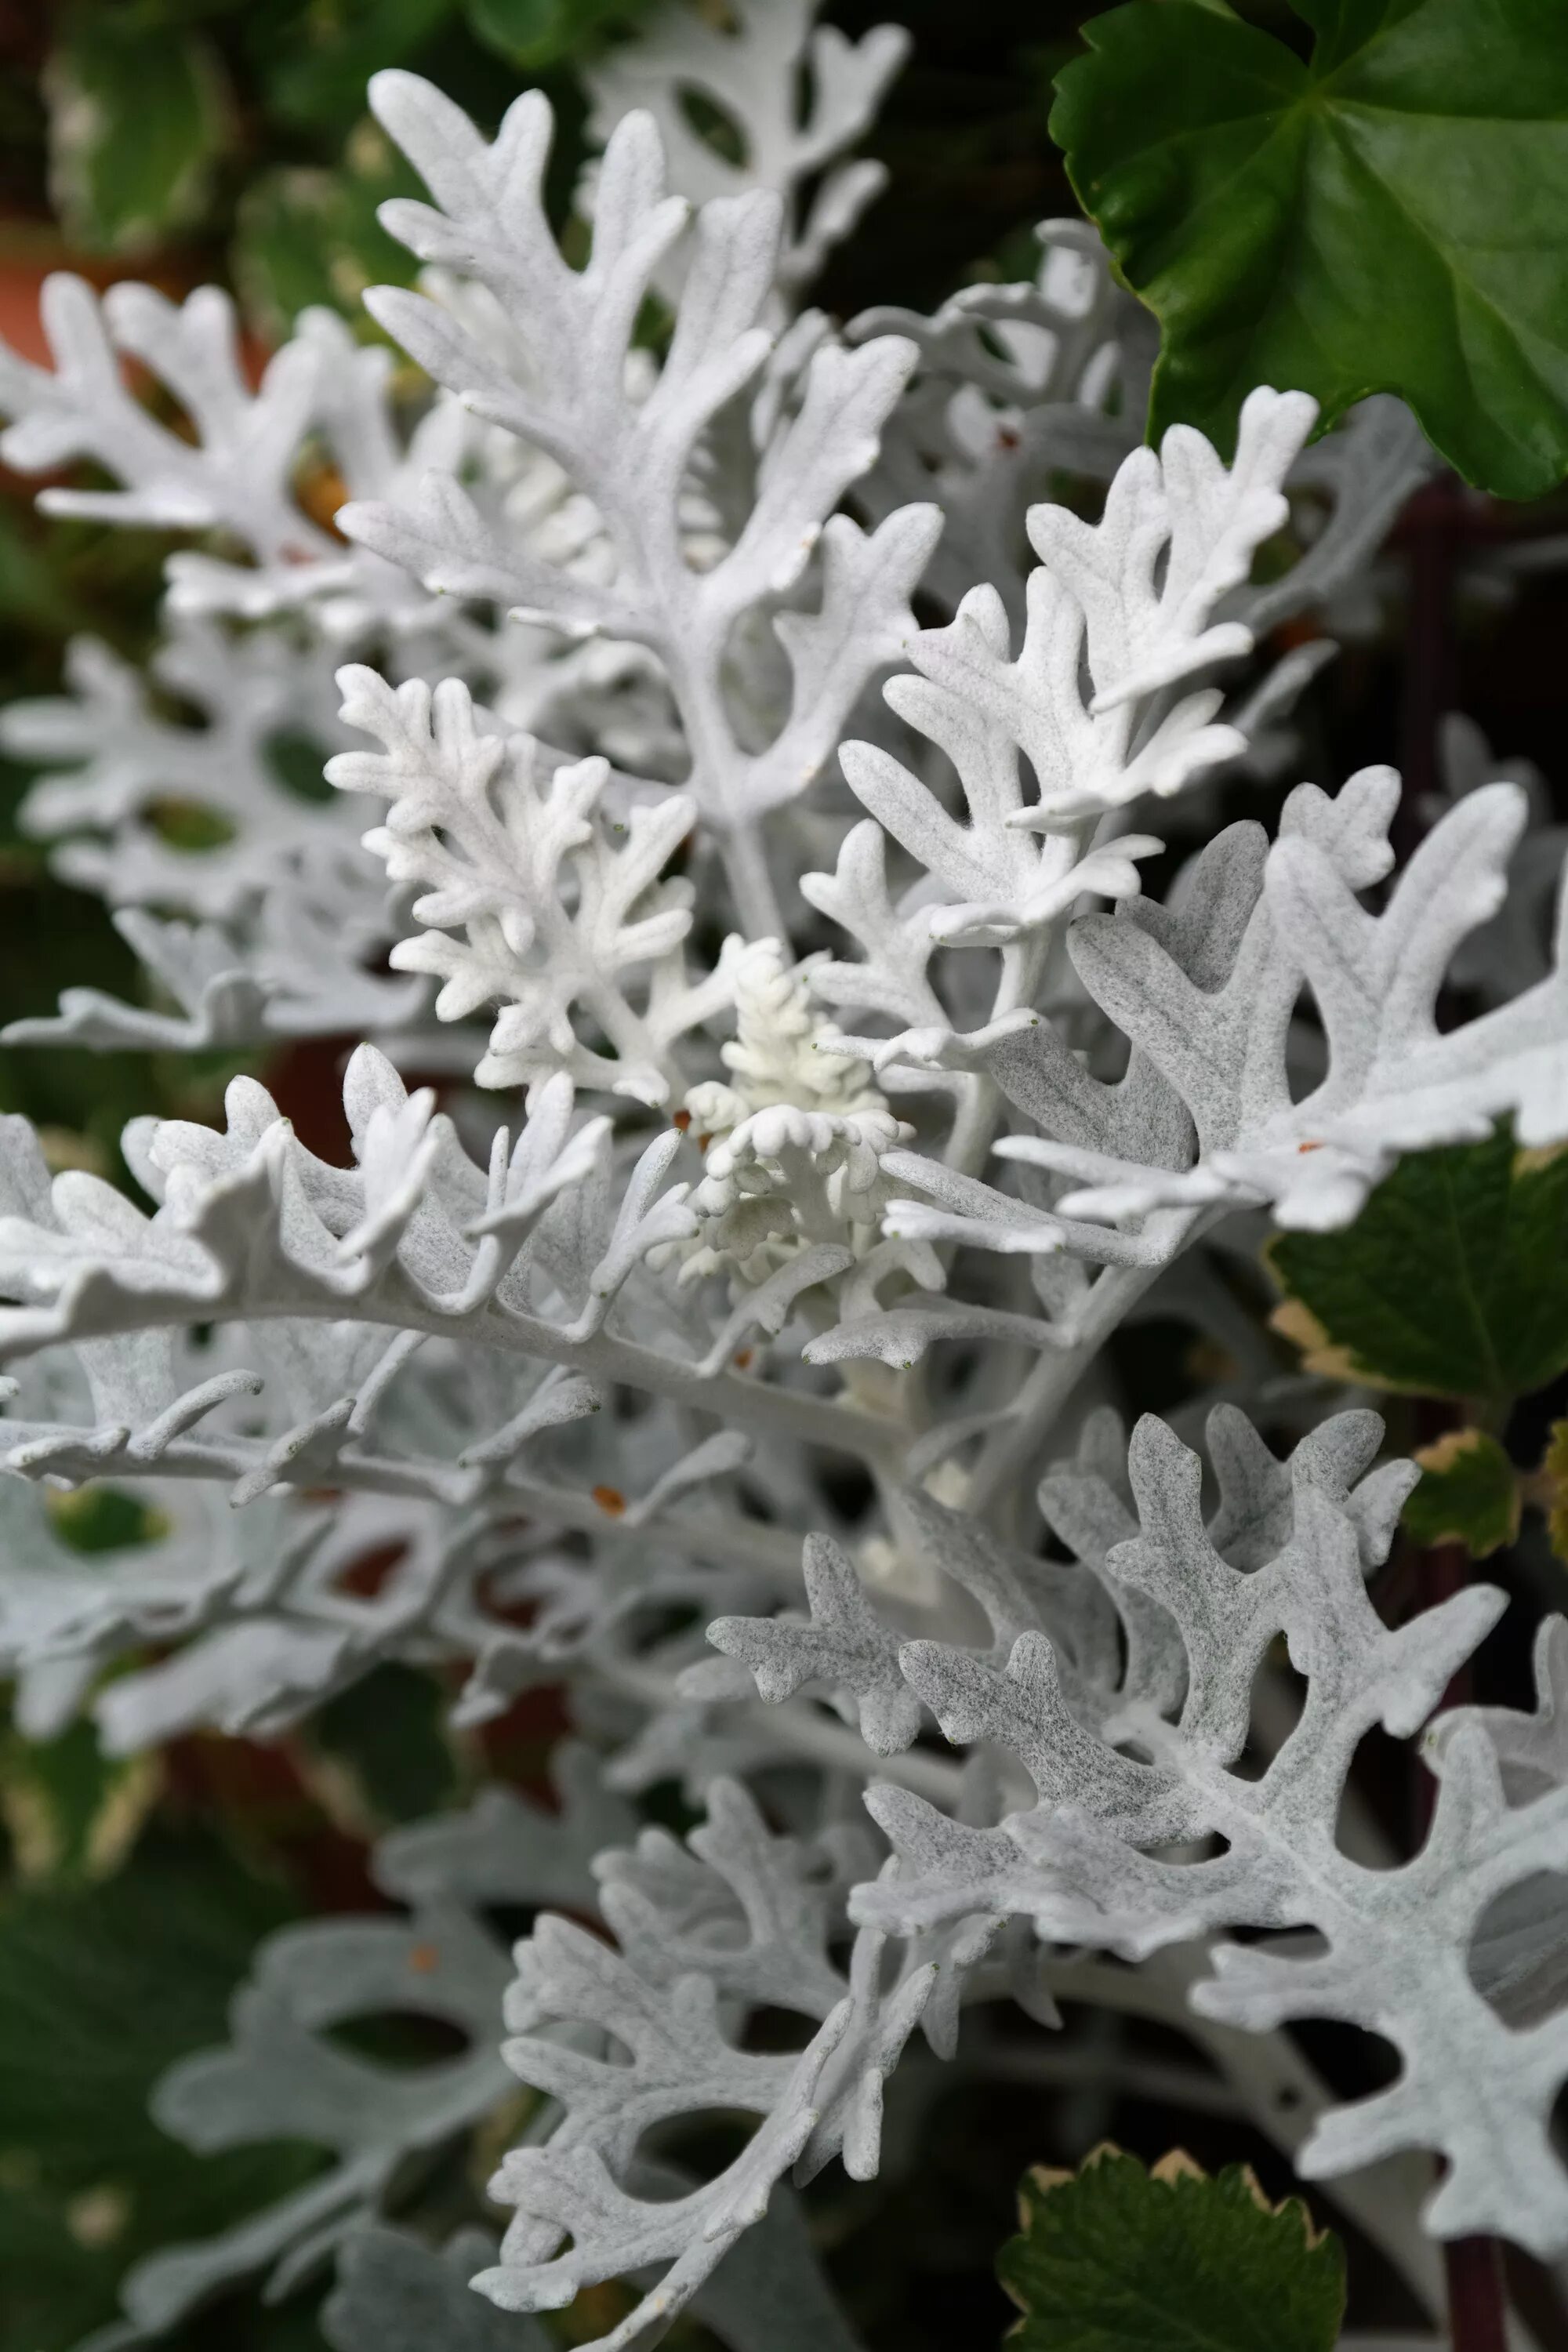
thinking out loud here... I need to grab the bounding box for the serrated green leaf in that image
[45,16,227,255]
[1051,0,1568,497]
[1404,1428,1520,1558]
[1268,1127,1568,1406]
[998,2146,1344,2352]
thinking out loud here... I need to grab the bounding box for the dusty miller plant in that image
[0,5,1563,2348]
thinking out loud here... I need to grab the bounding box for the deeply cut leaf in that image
[1269,1127,1568,1403]
[1404,1428,1520,1558]
[1051,0,1568,496]
[997,2145,1345,2352]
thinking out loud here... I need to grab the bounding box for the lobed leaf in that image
[1052,0,1568,496]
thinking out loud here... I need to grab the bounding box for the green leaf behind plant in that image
[310,1661,459,1827]
[465,0,655,71]
[997,2144,1344,2352]
[0,1836,319,2350]
[0,1715,160,1886]
[1051,0,1568,496]
[45,15,227,255]
[249,0,459,133]
[235,125,426,338]
[1268,1127,1568,1406]
[1403,1427,1520,1557]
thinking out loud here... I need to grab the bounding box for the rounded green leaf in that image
[1051,0,1568,497]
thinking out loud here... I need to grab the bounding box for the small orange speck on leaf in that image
[593,1485,626,1517]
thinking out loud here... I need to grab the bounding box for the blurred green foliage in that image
[0,1833,318,2350]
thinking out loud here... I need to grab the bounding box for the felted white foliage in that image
[0,64,1427,1077]
[804,383,1316,1071]
[1015,775,1568,1234]
[329,667,760,1104]
[2,7,1567,2339]
[0,1049,891,1754]
[1241,393,1436,640]
[337,71,938,935]
[0,281,458,637]
[702,1481,1122,1762]
[478,1777,931,2350]
[0,277,334,561]
[465,1405,1568,2323]
[0,894,430,1058]
[325,2201,866,2352]
[118,1746,636,2333]
[848,221,1152,623]
[0,1037,967,1642]
[1426,713,1568,1007]
[0,294,441,1040]
[325,2231,554,2352]
[582,0,908,303]
[0,619,360,915]
[666,942,929,1291]
[0,258,696,1054]
[698,1410,1568,2256]
[0,1465,477,1751]
[0,1047,642,1353]
[125,1759,879,2351]
[852,763,1568,1294]
[849,216,1431,634]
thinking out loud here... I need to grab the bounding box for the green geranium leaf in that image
[45,16,227,255]
[1404,1428,1520,1557]
[1269,1127,1568,1405]
[1051,1,1568,497]
[998,2145,1344,2352]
